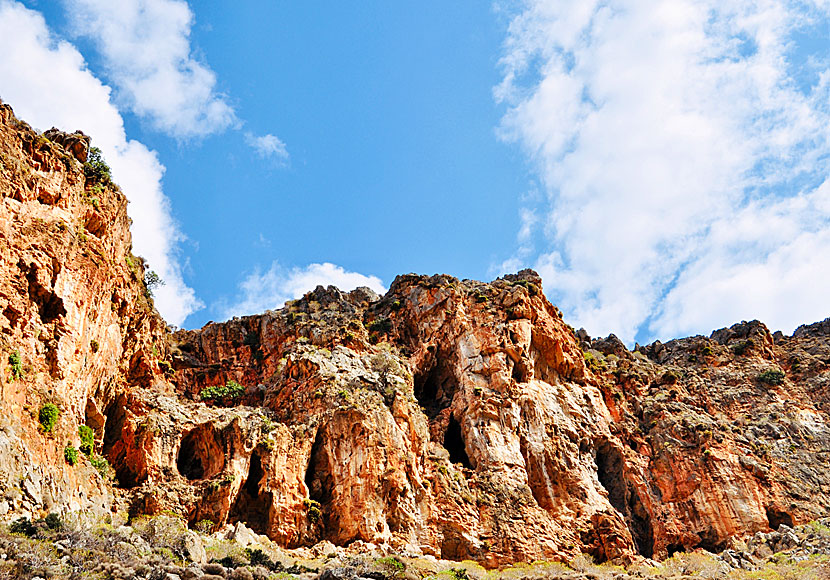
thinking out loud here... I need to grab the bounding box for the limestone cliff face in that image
[2,100,830,567]
[0,101,167,523]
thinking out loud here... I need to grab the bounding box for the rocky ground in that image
[2,514,830,579]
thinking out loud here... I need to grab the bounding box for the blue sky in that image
[0,1,828,344]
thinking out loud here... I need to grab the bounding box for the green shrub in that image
[200,380,245,402]
[368,317,392,334]
[246,547,279,570]
[90,455,111,479]
[39,403,60,432]
[83,146,112,185]
[375,557,405,573]
[44,512,63,531]
[64,444,78,465]
[732,340,753,356]
[144,270,164,298]
[8,350,22,381]
[9,517,37,536]
[758,369,785,385]
[303,498,322,523]
[194,519,214,534]
[79,425,95,456]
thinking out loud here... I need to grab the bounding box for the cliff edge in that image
[1,100,830,569]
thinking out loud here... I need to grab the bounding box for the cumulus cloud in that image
[244,132,289,162]
[0,0,202,325]
[219,262,386,320]
[62,0,236,138]
[497,0,830,343]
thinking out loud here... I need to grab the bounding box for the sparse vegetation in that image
[90,454,111,480]
[144,270,164,298]
[732,339,753,356]
[8,517,37,537]
[368,317,392,334]
[303,498,322,523]
[64,444,78,466]
[375,556,405,576]
[8,349,23,381]
[83,146,112,185]
[758,368,786,385]
[79,425,95,456]
[38,403,59,433]
[200,380,245,402]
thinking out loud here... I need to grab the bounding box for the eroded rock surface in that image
[2,100,830,567]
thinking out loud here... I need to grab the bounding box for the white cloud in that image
[244,132,289,162]
[62,0,236,138]
[0,0,202,325]
[219,262,386,320]
[498,0,830,343]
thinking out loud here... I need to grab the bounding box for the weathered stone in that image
[3,98,830,570]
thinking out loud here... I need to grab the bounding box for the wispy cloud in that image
[0,0,202,325]
[497,0,830,343]
[244,132,289,163]
[219,262,386,320]
[61,0,236,138]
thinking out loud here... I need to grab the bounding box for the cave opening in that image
[694,527,726,553]
[229,450,271,535]
[414,359,456,419]
[176,424,224,481]
[102,396,127,457]
[766,506,794,530]
[512,360,528,383]
[595,441,654,558]
[23,262,66,324]
[666,543,686,557]
[177,436,204,480]
[305,431,333,506]
[444,414,472,469]
[101,394,141,488]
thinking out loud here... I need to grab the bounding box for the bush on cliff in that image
[758,369,786,385]
[200,380,245,403]
[64,444,78,466]
[38,403,60,433]
[8,350,22,381]
[78,425,95,456]
[83,146,112,185]
[90,455,112,479]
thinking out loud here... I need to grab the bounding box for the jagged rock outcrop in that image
[2,99,830,568]
[0,100,167,523]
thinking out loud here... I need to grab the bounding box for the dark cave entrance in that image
[23,261,66,324]
[177,436,205,480]
[695,527,726,553]
[512,359,529,383]
[305,432,332,504]
[444,414,472,469]
[414,359,456,419]
[595,441,654,558]
[666,543,686,557]
[766,506,794,530]
[229,450,271,535]
[101,394,141,488]
[176,424,224,481]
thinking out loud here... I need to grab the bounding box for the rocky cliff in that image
[1,100,830,568]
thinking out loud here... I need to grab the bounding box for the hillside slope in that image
[1,100,830,568]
